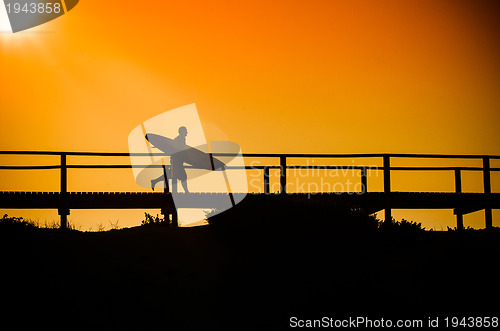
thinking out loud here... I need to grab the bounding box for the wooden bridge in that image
[0,151,499,229]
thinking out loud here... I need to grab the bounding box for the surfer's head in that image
[178,126,188,137]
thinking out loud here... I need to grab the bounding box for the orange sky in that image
[1,0,499,229]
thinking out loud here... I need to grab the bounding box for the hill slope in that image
[0,209,499,329]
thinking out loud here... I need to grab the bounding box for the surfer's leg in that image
[181,180,189,193]
[172,179,178,193]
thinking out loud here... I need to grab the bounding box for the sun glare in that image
[0,0,49,49]
[0,0,12,34]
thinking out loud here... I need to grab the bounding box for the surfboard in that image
[145,133,226,170]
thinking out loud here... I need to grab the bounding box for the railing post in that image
[59,153,69,229]
[360,167,367,194]
[280,156,287,194]
[455,169,463,230]
[264,166,270,194]
[60,153,67,195]
[383,155,391,223]
[454,169,462,194]
[483,157,492,229]
[383,155,391,194]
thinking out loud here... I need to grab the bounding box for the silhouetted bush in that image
[141,212,168,226]
[379,217,426,232]
[0,214,38,230]
[0,214,82,231]
[447,225,474,232]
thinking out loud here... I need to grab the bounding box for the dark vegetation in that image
[205,195,426,232]
[0,198,499,330]
[141,212,168,226]
[0,214,38,229]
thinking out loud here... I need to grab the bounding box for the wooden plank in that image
[1,191,498,210]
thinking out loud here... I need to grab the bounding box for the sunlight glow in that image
[0,0,12,34]
[0,0,48,48]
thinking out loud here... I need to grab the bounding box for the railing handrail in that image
[1,164,500,171]
[1,150,500,159]
[1,151,499,173]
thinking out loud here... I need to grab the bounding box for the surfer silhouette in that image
[151,126,190,193]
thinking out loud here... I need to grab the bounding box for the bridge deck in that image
[1,191,499,215]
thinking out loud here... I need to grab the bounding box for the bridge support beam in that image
[162,183,178,227]
[456,213,464,231]
[161,207,178,227]
[384,208,392,223]
[58,208,70,229]
[485,208,492,230]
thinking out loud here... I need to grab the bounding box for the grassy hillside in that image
[0,203,499,330]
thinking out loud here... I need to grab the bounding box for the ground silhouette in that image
[0,201,499,330]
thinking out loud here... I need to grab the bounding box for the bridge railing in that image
[1,152,499,196]
[2,151,499,193]
[0,151,499,228]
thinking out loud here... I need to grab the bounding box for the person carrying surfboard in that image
[151,126,190,193]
